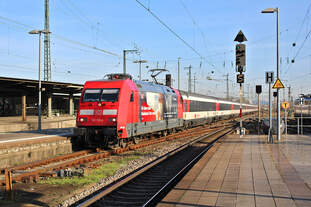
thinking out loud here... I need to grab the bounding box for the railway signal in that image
[256,85,262,94]
[234,30,247,136]
[236,44,246,70]
[273,91,278,97]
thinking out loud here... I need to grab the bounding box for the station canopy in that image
[0,76,83,97]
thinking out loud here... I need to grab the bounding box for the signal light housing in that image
[236,43,246,69]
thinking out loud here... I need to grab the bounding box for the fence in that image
[286,116,311,135]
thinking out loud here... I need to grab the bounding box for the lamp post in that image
[261,7,280,141]
[133,59,147,80]
[29,29,50,131]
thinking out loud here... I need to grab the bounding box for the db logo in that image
[94,110,102,115]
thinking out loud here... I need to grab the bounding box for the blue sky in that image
[0,0,310,101]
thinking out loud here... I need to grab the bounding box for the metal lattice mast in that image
[44,0,51,81]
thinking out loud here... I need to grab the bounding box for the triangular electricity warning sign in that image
[272,78,285,89]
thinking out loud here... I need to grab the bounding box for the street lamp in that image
[133,60,147,80]
[29,29,51,131]
[261,7,281,141]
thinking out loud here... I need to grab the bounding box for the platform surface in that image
[0,115,74,145]
[0,115,76,133]
[0,129,72,144]
[158,134,311,207]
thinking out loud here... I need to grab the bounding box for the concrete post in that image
[22,95,26,121]
[47,94,52,117]
[69,93,74,116]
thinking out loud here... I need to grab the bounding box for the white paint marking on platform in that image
[0,133,72,144]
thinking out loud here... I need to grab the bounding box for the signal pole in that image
[44,0,51,81]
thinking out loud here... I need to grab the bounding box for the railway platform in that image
[0,116,75,169]
[0,115,76,133]
[158,134,311,207]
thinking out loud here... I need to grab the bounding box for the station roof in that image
[0,76,84,97]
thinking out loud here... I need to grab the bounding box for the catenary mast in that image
[44,0,51,81]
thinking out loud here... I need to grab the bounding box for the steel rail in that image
[143,127,233,206]
[0,124,221,185]
[74,125,234,207]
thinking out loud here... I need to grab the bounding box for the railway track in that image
[0,120,232,186]
[73,124,235,207]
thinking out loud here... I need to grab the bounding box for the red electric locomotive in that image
[74,73,183,147]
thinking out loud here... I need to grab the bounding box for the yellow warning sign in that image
[282,101,290,109]
[272,78,285,89]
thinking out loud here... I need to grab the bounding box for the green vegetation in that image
[39,155,140,186]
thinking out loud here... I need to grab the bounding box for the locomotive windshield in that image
[83,89,101,102]
[82,88,120,102]
[101,89,120,102]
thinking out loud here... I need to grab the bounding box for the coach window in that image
[130,92,134,102]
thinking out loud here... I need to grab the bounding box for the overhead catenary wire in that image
[294,3,311,44]
[282,3,311,77]
[1,13,288,75]
[178,0,213,54]
[135,0,204,60]
[283,28,311,76]
[63,0,94,27]
[292,29,311,60]
[0,63,100,78]
[53,0,140,52]
[52,34,120,57]
[0,15,121,58]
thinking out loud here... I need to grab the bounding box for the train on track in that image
[74,73,257,147]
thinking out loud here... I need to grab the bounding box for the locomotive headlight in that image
[97,102,102,107]
[79,117,87,122]
[108,117,117,122]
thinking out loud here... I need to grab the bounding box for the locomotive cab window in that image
[82,89,120,102]
[82,89,101,102]
[101,89,120,102]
